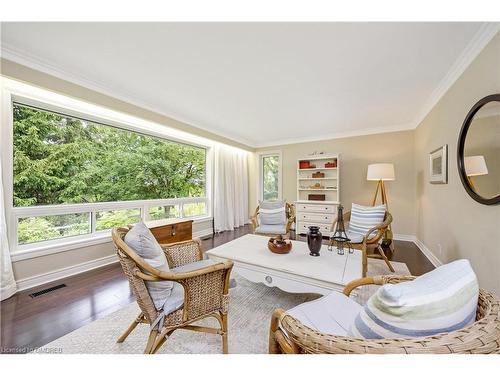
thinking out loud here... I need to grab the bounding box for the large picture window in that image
[10,102,209,249]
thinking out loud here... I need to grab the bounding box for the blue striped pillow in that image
[349,203,386,237]
[348,259,479,339]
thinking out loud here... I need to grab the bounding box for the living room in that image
[1,1,499,371]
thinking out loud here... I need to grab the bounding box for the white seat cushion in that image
[255,224,287,234]
[286,292,362,336]
[162,259,219,315]
[328,230,377,244]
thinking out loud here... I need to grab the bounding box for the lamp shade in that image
[465,156,488,176]
[367,163,395,181]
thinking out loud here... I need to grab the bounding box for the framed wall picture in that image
[429,145,448,184]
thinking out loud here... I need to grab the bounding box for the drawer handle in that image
[265,276,273,284]
[171,225,176,236]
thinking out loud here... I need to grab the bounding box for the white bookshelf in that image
[295,154,340,236]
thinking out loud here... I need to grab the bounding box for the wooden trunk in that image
[144,218,193,244]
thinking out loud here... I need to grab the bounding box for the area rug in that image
[38,259,410,354]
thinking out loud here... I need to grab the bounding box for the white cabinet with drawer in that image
[295,153,340,236]
[295,200,338,236]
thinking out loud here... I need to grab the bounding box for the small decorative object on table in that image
[328,204,353,255]
[307,226,323,256]
[268,235,292,254]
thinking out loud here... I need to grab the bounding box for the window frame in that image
[256,150,282,203]
[1,78,213,261]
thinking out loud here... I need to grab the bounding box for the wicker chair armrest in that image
[177,260,233,321]
[134,259,233,282]
[250,206,259,231]
[362,211,393,244]
[343,275,416,296]
[161,238,203,268]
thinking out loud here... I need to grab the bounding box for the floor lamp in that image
[367,163,395,249]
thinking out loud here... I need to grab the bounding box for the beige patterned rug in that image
[38,259,410,354]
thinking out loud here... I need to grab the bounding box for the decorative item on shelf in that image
[267,235,292,254]
[299,160,310,169]
[310,182,324,189]
[328,204,353,255]
[429,145,448,184]
[325,160,337,168]
[307,226,323,256]
[312,171,325,178]
[367,163,395,248]
[308,194,326,201]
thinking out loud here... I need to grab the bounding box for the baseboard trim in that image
[393,233,442,268]
[16,254,118,292]
[15,227,215,292]
[413,237,443,268]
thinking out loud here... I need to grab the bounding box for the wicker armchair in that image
[330,210,394,277]
[250,202,295,236]
[112,227,233,354]
[269,275,500,354]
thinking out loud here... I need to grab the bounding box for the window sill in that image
[10,216,213,262]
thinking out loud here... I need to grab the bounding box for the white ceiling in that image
[1,22,498,147]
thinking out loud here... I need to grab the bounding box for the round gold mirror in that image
[457,94,500,205]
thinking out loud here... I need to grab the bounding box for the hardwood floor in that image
[0,224,433,353]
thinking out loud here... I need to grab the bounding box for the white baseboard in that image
[15,227,215,292]
[393,233,417,242]
[16,254,118,292]
[413,237,443,267]
[392,233,442,268]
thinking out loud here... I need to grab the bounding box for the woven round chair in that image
[269,275,500,354]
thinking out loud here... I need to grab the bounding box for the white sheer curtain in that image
[1,161,17,300]
[213,144,249,232]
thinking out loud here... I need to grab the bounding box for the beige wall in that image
[414,33,500,294]
[256,130,416,236]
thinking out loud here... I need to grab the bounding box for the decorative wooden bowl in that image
[268,236,292,254]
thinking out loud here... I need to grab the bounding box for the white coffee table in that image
[206,234,362,295]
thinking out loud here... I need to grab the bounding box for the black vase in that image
[307,226,323,256]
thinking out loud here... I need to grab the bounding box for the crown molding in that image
[2,23,499,149]
[411,22,500,129]
[254,122,415,148]
[1,43,257,149]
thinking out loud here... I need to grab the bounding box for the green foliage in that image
[95,209,141,231]
[263,155,279,200]
[18,214,90,244]
[13,105,206,207]
[13,104,206,244]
